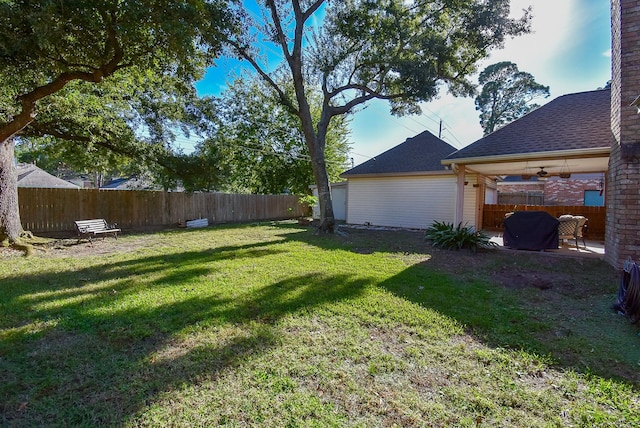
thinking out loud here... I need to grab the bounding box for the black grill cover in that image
[503,211,559,250]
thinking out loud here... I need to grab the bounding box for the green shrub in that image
[298,194,318,207]
[425,221,496,252]
[298,194,319,216]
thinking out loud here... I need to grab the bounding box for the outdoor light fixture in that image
[598,177,605,196]
[631,95,640,114]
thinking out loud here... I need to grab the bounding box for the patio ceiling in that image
[444,148,610,177]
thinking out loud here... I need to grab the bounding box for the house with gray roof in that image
[17,163,80,189]
[340,130,487,229]
[343,130,456,176]
[337,89,610,231]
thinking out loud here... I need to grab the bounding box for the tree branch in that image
[290,0,323,68]
[24,125,184,178]
[0,69,107,143]
[326,80,391,101]
[0,14,126,143]
[300,0,324,21]
[229,41,299,116]
[328,91,405,117]
[265,0,293,62]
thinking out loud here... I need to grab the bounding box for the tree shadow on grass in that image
[2,240,280,301]
[1,238,369,426]
[376,256,640,385]
[276,224,640,387]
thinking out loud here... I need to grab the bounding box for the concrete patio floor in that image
[487,232,606,259]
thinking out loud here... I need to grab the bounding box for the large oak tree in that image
[0,0,237,245]
[229,0,531,232]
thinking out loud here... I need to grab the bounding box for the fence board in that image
[18,188,306,233]
[483,204,606,240]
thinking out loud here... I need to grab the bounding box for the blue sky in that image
[195,0,612,166]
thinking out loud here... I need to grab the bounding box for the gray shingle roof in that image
[342,130,457,176]
[445,88,611,161]
[17,164,80,189]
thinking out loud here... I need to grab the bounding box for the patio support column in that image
[455,164,465,225]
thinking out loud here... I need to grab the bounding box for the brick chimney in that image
[606,0,640,267]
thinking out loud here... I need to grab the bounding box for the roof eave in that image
[340,170,454,179]
[441,147,611,166]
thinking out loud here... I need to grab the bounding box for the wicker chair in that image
[558,215,584,249]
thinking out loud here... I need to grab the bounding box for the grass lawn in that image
[1,221,639,427]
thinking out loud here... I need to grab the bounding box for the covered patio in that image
[442,89,611,255]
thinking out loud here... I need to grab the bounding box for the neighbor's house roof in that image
[101,177,140,190]
[341,130,457,177]
[17,163,80,189]
[101,177,155,190]
[443,89,610,166]
[101,176,185,192]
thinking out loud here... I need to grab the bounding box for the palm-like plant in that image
[425,221,496,252]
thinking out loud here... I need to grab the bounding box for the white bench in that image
[74,219,121,243]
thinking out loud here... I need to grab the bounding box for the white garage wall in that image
[346,175,457,229]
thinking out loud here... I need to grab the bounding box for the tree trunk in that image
[256,1,337,232]
[298,107,335,233]
[310,148,335,233]
[0,139,25,243]
[311,115,335,233]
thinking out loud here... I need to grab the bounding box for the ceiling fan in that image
[536,167,549,178]
[521,164,570,180]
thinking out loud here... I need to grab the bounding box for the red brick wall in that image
[606,0,640,268]
[545,179,604,205]
[499,183,544,194]
[498,179,603,205]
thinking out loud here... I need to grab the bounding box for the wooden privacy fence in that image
[483,204,606,240]
[18,188,306,233]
